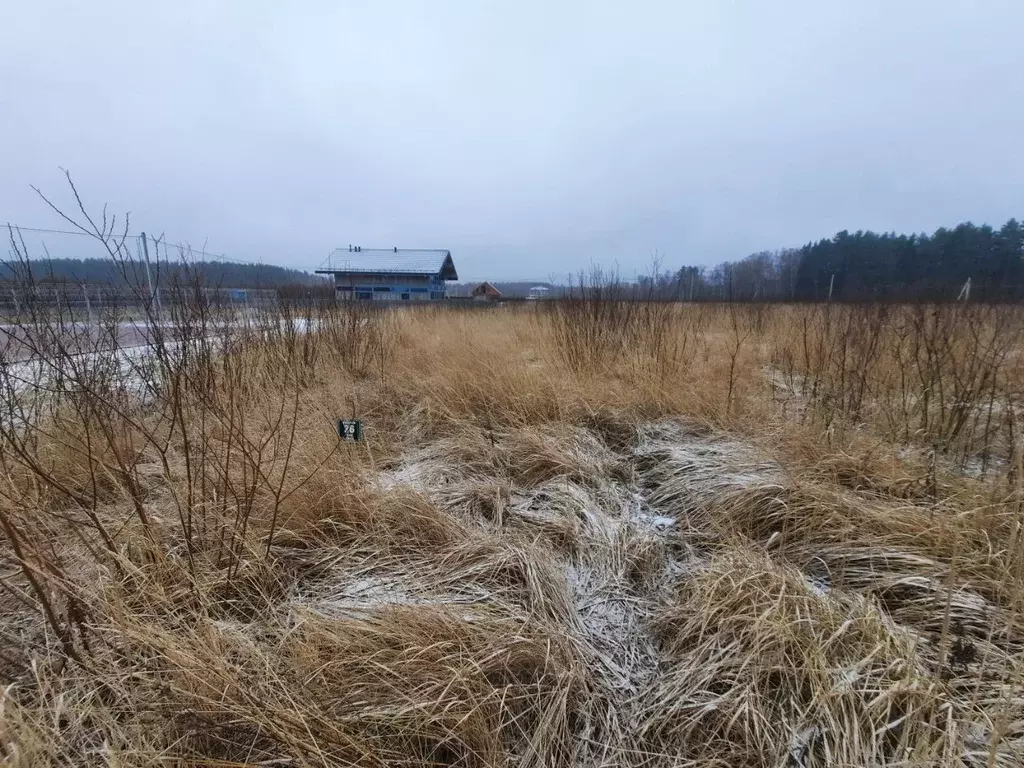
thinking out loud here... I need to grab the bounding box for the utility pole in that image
[958,277,971,302]
[82,284,93,329]
[140,232,162,317]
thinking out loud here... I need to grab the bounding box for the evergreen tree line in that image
[642,219,1024,302]
[0,257,317,290]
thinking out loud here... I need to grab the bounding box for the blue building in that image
[315,247,458,301]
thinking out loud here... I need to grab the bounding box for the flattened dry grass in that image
[645,551,953,766]
[6,606,583,767]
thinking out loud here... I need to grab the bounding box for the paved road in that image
[0,322,165,362]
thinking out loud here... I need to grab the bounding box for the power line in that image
[149,241,253,264]
[4,222,257,264]
[5,224,110,237]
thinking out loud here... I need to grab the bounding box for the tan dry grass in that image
[1,301,1023,767]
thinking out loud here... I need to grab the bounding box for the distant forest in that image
[0,257,319,289]
[5,217,1023,303]
[654,218,1024,302]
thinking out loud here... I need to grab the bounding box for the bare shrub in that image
[771,302,1024,469]
[541,264,699,383]
[0,179,394,667]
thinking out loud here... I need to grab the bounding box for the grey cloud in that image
[2,1,1023,280]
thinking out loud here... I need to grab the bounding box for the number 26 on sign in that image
[337,419,363,442]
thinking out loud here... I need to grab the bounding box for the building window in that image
[401,293,411,301]
[373,286,391,292]
[356,292,373,301]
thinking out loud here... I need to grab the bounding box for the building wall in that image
[332,272,447,301]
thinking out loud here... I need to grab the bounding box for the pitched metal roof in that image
[471,281,501,296]
[316,248,458,279]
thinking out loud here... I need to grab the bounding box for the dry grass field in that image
[1,293,1023,766]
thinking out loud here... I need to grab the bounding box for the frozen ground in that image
[0,314,323,401]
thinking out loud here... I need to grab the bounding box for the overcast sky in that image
[2,2,1023,280]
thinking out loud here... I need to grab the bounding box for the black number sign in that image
[337,419,363,442]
